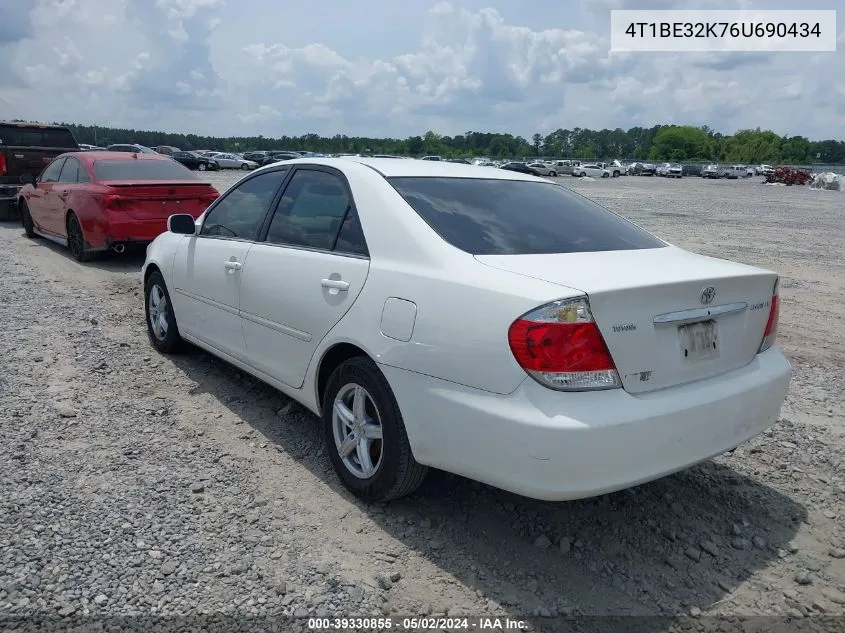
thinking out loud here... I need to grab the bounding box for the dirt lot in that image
[1,172,843,629]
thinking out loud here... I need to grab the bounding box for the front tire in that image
[144,271,183,354]
[602,172,610,178]
[323,357,428,503]
[67,213,94,262]
[20,200,36,238]
[550,171,557,177]
[198,163,207,171]
[240,163,250,170]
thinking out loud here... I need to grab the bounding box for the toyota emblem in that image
[700,286,716,304]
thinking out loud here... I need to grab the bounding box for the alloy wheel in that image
[147,283,169,341]
[332,383,384,479]
[67,215,84,259]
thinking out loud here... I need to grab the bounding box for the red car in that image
[17,151,219,261]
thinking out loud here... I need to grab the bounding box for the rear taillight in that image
[0,153,6,176]
[103,194,127,210]
[103,193,123,209]
[758,278,780,353]
[508,297,621,391]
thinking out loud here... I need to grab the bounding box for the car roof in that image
[319,156,546,181]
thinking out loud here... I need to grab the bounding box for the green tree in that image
[49,120,844,165]
[532,133,542,155]
[648,126,713,161]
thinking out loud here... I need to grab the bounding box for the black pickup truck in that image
[0,121,80,220]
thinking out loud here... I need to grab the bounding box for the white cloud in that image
[0,0,841,138]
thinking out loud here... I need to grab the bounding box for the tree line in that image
[48,121,845,164]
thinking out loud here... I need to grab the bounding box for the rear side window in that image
[266,170,351,251]
[388,177,666,255]
[0,125,77,147]
[58,157,82,183]
[94,160,198,181]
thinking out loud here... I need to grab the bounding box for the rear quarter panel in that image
[70,187,109,245]
[310,256,582,398]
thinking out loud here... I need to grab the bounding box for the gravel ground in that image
[1,170,843,630]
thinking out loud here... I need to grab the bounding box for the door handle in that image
[321,278,349,291]
[224,261,242,271]
[58,191,68,199]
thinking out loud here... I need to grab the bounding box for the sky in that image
[0,0,842,140]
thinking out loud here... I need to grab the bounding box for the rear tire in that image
[19,200,36,238]
[144,271,183,354]
[66,213,95,262]
[322,357,428,503]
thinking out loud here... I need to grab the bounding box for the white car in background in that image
[656,163,672,176]
[574,164,612,178]
[208,152,259,170]
[142,158,790,503]
[666,164,683,178]
[527,162,558,176]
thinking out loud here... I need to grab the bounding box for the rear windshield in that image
[388,177,666,255]
[0,125,77,148]
[94,159,198,181]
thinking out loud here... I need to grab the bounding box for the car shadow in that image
[168,346,805,627]
[11,225,147,273]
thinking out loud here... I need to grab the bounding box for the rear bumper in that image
[87,216,170,248]
[382,347,791,501]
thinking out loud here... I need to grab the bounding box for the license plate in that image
[678,320,718,361]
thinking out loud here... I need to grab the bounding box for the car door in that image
[238,166,370,388]
[170,166,290,360]
[28,157,66,235]
[173,152,194,169]
[218,154,236,168]
[54,156,86,236]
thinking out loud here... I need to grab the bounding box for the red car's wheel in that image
[67,213,95,262]
[19,200,36,238]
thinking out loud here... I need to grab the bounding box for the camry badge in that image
[700,286,716,304]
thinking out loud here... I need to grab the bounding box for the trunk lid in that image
[476,246,777,394]
[99,181,218,220]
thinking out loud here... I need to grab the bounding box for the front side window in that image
[265,170,352,251]
[40,158,66,183]
[389,177,666,255]
[200,169,288,240]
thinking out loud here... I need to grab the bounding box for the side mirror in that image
[20,173,35,185]
[168,214,197,235]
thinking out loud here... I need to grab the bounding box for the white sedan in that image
[526,162,558,176]
[208,152,258,170]
[574,164,612,178]
[142,158,791,503]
